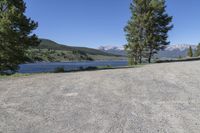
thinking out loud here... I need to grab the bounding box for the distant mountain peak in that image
[98,45,126,56]
[165,44,196,51]
[98,44,197,58]
[98,45,124,51]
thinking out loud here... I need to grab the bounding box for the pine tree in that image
[187,46,193,57]
[125,0,173,64]
[145,0,173,63]
[124,0,149,65]
[0,0,39,74]
[195,43,200,57]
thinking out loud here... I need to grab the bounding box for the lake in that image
[18,60,128,73]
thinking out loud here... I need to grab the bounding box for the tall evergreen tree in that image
[125,0,173,64]
[187,46,193,57]
[0,0,39,73]
[124,0,149,65]
[195,43,200,57]
[146,0,173,63]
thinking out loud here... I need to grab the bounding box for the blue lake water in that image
[18,60,128,73]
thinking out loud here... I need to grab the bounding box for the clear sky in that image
[24,0,200,48]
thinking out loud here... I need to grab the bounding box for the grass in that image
[53,64,140,73]
[0,73,31,79]
[155,57,200,63]
[97,65,113,69]
[97,64,145,70]
[0,64,145,79]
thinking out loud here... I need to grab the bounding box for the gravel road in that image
[1,61,200,133]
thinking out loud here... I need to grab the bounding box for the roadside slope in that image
[1,61,200,132]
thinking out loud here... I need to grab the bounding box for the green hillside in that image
[38,39,117,56]
[27,39,124,62]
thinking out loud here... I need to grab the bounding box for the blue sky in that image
[25,0,200,48]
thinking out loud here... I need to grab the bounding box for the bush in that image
[79,66,84,70]
[54,67,65,73]
[84,66,98,70]
[97,65,113,69]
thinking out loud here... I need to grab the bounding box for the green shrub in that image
[54,67,65,73]
[97,65,113,69]
[84,66,98,70]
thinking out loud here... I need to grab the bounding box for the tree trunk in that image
[139,56,142,64]
[139,51,142,64]
[148,51,152,63]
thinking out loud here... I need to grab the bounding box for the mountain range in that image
[98,44,197,58]
[30,39,197,62]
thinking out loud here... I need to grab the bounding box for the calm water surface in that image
[19,60,128,73]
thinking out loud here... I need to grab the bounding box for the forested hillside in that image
[27,39,124,62]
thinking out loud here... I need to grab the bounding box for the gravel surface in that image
[1,61,200,133]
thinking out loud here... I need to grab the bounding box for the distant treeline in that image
[156,57,200,63]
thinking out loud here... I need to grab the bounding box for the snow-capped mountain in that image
[98,44,197,58]
[158,44,196,58]
[164,44,196,51]
[98,45,126,56]
[99,45,124,51]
